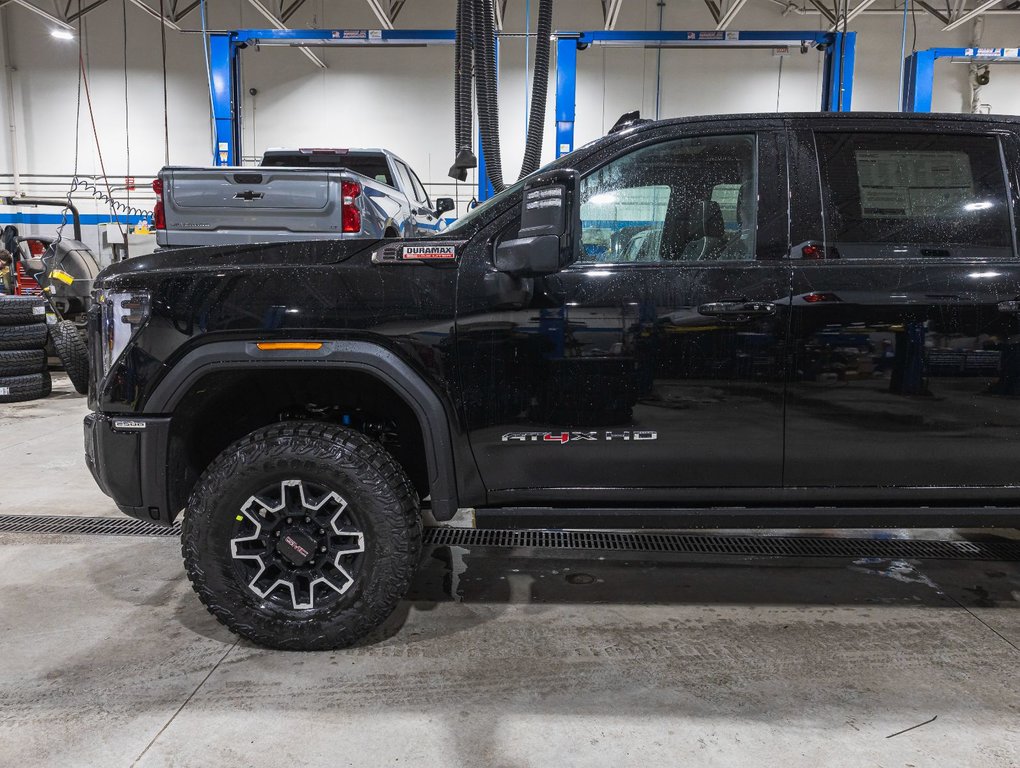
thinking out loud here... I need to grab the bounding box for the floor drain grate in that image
[0,515,1016,561]
[423,527,1020,561]
[0,515,181,537]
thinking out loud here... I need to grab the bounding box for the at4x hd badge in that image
[502,430,658,444]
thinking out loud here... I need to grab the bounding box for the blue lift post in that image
[204,29,500,194]
[903,46,1020,112]
[554,29,857,157]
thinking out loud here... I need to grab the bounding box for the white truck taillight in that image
[152,178,166,230]
[341,180,361,233]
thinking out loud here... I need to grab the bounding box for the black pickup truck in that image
[85,113,1020,649]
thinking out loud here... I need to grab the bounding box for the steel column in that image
[902,49,936,111]
[208,33,237,166]
[555,35,578,158]
[901,46,1020,112]
[822,31,856,111]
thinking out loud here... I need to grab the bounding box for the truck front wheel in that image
[182,421,422,650]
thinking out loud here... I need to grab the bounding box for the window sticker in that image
[855,150,975,219]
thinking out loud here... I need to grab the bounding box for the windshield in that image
[439,138,609,235]
[440,175,531,235]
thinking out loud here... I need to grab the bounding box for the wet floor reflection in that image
[410,530,1020,612]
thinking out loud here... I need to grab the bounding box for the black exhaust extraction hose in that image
[473,0,504,192]
[449,0,476,180]
[518,0,553,179]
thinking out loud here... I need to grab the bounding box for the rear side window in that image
[815,132,1014,259]
[261,153,394,187]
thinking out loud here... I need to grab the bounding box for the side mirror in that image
[434,197,455,216]
[494,169,581,277]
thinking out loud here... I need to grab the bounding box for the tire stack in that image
[0,295,52,403]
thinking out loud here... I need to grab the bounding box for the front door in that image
[784,121,1020,494]
[456,125,792,504]
[394,160,440,235]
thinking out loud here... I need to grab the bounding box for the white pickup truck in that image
[153,148,454,248]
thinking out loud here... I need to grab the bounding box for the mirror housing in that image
[434,197,455,216]
[494,169,581,277]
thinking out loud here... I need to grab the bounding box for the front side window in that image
[815,132,1014,259]
[579,134,757,263]
[393,161,416,200]
[407,168,431,206]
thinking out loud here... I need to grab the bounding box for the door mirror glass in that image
[494,168,581,277]
[435,197,455,216]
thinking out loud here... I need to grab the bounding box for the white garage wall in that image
[4,0,1020,248]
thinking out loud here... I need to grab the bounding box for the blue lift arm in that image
[554,29,856,157]
[206,29,478,189]
[903,46,1020,112]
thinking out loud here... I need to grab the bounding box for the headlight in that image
[98,290,151,380]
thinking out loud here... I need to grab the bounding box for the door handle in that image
[698,301,777,319]
[998,300,1020,314]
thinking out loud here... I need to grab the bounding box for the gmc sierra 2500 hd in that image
[86,113,1020,649]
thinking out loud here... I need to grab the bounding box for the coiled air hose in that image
[449,0,476,180]
[473,0,504,192]
[448,0,553,192]
[518,0,553,179]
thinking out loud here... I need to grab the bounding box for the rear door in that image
[456,121,792,504]
[784,118,1020,495]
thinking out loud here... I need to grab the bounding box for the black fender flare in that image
[143,339,460,520]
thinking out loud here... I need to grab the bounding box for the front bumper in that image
[84,412,174,524]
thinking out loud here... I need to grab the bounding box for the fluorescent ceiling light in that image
[51,29,75,40]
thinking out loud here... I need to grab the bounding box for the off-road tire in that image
[0,295,47,326]
[50,320,89,394]
[182,421,422,651]
[0,349,46,377]
[0,322,49,351]
[0,370,52,403]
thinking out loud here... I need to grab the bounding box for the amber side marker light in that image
[256,342,324,351]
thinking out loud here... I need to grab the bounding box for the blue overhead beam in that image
[554,29,856,157]
[208,27,858,201]
[903,46,1020,112]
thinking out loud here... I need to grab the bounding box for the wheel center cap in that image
[276,529,319,567]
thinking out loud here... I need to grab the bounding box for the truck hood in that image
[96,238,381,288]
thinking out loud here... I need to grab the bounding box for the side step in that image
[472,506,1020,531]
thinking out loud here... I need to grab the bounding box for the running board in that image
[472,506,1020,530]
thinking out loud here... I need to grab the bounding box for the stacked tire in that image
[0,295,51,403]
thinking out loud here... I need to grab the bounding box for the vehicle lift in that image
[554,30,856,158]
[206,28,856,201]
[902,45,1019,112]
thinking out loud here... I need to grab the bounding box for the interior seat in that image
[680,201,726,261]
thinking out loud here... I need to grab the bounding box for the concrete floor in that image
[0,373,1018,767]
